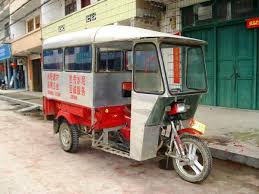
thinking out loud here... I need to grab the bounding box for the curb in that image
[209,146,259,169]
[0,95,42,111]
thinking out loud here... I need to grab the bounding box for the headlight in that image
[176,103,187,113]
[167,103,189,115]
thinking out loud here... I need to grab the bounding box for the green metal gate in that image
[184,22,258,109]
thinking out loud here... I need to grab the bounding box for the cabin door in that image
[130,43,163,161]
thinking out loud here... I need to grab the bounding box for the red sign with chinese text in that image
[173,32,181,84]
[173,48,180,84]
[246,18,259,29]
[69,74,86,100]
[47,72,61,97]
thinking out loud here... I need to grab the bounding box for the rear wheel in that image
[59,121,79,153]
[172,135,212,183]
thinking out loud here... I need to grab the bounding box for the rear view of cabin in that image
[42,27,133,131]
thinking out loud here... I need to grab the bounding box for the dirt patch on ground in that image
[22,109,44,120]
[202,136,232,146]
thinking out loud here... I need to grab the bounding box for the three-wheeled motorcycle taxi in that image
[42,25,212,183]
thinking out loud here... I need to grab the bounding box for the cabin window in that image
[186,47,206,90]
[64,45,92,72]
[133,43,164,94]
[43,49,63,71]
[97,50,124,72]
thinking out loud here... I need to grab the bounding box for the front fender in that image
[177,128,203,136]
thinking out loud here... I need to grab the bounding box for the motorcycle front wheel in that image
[172,135,212,183]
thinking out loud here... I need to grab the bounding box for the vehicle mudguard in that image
[56,110,80,125]
[177,128,203,136]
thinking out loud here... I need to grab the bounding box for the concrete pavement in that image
[0,99,258,194]
[196,105,259,168]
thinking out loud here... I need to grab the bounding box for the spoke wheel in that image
[59,121,79,153]
[173,135,212,183]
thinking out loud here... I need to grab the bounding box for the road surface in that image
[0,100,258,194]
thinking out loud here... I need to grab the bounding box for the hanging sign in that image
[246,18,259,29]
[0,44,11,61]
[173,32,181,84]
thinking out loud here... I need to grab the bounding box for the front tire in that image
[172,135,212,183]
[59,121,79,153]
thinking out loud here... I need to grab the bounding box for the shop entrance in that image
[32,59,42,92]
[16,65,26,89]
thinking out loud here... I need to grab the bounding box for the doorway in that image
[217,23,255,109]
[32,59,42,92]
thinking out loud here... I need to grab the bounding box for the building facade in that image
[41,0,165,40]
[10,0,42,91]
[0,0,11,88]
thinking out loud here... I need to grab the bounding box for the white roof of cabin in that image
[43,25,206,49]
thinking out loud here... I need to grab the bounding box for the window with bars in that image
[216,0,230,20]
[182,0,258,28]
[4,22,9,37]
[232,0,254,18]
[65,0,77,15]
[182,6,194,28]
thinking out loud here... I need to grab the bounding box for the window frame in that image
[133,42,165,95]
[65,0,77,15]
[27,18,34,33]
[35,15,41,29]
[43,48,64,71]
[64,45,92,73]
[159,42,208,96]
